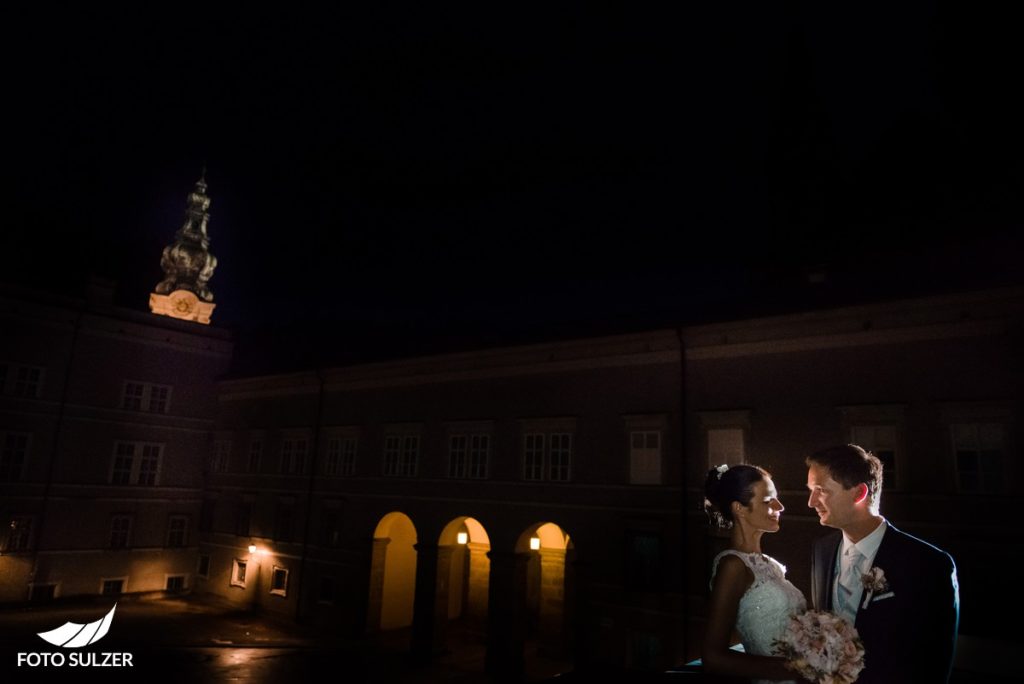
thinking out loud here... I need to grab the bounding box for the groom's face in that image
[806,463,858,530]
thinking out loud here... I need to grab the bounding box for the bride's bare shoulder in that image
[712,552,754,588]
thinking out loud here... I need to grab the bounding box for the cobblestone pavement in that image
[2,598,1015,681]
[0,596,569,682]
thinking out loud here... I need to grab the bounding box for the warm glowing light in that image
[457,531,468,545]
[248,544,257,554]
[530,536,541,550]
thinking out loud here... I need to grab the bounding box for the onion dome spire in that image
[149,170,219,324]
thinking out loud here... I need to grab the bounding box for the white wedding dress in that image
[711,550,807,684]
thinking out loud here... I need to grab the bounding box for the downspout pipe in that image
[31,305,84,595]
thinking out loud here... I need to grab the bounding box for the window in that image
[197,554,211,578]
[698,410,750,468]
[120,381,171,413]
[524,434,545,480]
[549,433,572,481]
[110,442,163,486]
[953,423,1005,493]
[522,431,573,482]
[3,515,33,552]
[840,405,906,491]
[942,403,1011,495]
[234,502,251,537]
[166,575,186,592]
[166,515,188,547]
[851,425,899,490]
[138,446,160,485]
[112,443,133,484]
[629,431,662,485]
[273,502,294,542]
[270,566,289,597]
[149,385,169,413]
[469,435,490,479]
[231,559,248,587]
[109,515,132,549]
[383,435,419,477]
[449,435,467,478]
[247,439,263,473]
[211,440,231,473]
[449,434,490,479]
[101,579,125,596]
[121,382,144,410]
[326,437,357,476]
[1,432,30,482]
[11,365,44,398]
[280,437,308,475]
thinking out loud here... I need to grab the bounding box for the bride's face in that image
[739,477,785,533]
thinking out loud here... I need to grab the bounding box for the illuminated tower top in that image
[149,170,218,324]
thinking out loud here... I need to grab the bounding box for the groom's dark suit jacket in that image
[811,523,959,683]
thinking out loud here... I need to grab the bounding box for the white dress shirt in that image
[833,518,887,624]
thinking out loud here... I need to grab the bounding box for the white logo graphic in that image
[36,604,117,648]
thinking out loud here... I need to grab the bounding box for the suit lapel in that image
[854,522,900,626]
[816,533,841,611]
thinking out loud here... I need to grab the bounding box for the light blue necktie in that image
[837,548,863,622]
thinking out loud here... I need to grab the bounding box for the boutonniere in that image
[860,567,890,609]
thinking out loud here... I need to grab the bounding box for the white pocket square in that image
[872,591,895,602]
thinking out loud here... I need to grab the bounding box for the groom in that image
[807,444,959,683]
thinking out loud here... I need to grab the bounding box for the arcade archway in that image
[368,512,418,631]
[516,522,574,657]
[438,516,491,627]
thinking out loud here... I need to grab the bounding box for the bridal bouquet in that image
[772,610,865,684]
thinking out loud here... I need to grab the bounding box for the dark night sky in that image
[5,4,1022,365]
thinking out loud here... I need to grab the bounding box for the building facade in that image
[3,281,1020,675]
[0,283,233,603]
[195,286,1022,674]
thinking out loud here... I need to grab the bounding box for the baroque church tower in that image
[149,170,218,324]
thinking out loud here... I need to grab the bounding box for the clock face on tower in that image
[168,290,198,317]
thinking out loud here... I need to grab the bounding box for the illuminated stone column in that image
[433,544,457,653]
[365,537,390,633]
[485,550,530,681]
[538,547,566,656]
[466,541,491,628]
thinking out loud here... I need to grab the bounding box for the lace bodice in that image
[711,550,807,682]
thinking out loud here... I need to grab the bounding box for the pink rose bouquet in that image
[772,610,865,684]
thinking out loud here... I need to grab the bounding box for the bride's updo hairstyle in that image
[704,464,770,528]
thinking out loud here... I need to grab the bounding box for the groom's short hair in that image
[806,444,884,509]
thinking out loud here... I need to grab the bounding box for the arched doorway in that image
[368,512,418,631]
[517,522,574,658]
[438,516,491,627]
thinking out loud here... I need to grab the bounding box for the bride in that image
[702,464,809,683]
